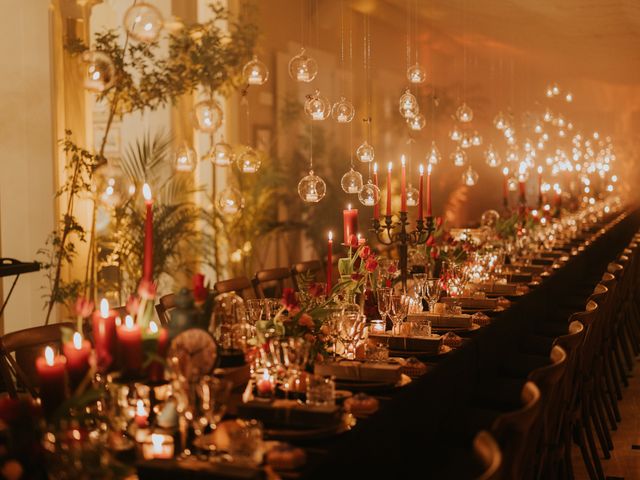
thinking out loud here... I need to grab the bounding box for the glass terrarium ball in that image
[358,181,380,206]
[82,50,115,93]
[288,48,318,83]
[298,171,326,203]
[506,149,519,163]
[493,112,507,130]
[206,141,234,167]
[304,90,331,121]
[193,99,223,133]
[123,3,164,43]
[407,113,426,131]
[517,168,530,183]
[456,102,473,123]
[480,209,501,229]
[340,168,364,194]
[243,55,269,86]
[472,132,483,146]
[484,145,501,168]
[460,132,473,149]
[462,166,479,187]
[451,147,467,167]
[427,142,441,165]
[407,63,427,84]
[331,97,355,123]
[356,141,375,163]
[399,90,419,118]
[236,147,261,173]
[406,185,420,207]
[449,126,462,142]
[216,186,244,217]
[175,146,196,173]
[507,177,519,192]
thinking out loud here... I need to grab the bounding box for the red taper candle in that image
[92,298,117,372]
[386,162,392,216]
[326,231,333,294]
[502,167,509,207]
[142,183,153,282]
[342,204,359,245]
[36,346,67,417]
[373,163,379,220]
[117,315,143,378]
[63,332,91,390]
[400,155,407,212]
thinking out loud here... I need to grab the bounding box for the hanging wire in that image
[309,121,314,171]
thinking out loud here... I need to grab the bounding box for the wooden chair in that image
[155,293,176,326]
[291,260,325,291]
[252,267,292,299]
[214,276,254,299]
[0,322,74,398]
[474,430,502,480]
[491,381,541,480]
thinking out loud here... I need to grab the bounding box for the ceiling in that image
[358,0,640,85]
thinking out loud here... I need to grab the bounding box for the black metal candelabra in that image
[371,212,435,291]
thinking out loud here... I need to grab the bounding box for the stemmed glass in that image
[338,313,367,359]
[412,273,428,307]
[280,338,311,393]
[377,287,392,329]
[424,278,444,313]
[245,299,264,325]
[389,295,410,336]
[191,376,232,458]
[324,312,341,359]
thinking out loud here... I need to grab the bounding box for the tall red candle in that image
[537,166,543,207]
[142,183,153,282]
[502,167,509,207]
[418,164,424,221]
[518,181,526,205]
[36,346,67,417]
[326,231,333,294]
[400,155,407,212]
[373,163,380,220]
[117,315,143,377]
[147,321,169,382]
[92,298,117,372]
[63,332,91,390]
[342,205,359,245]
[386,162,392,216]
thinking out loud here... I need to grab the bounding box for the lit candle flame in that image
[401,155,406,166]
[125,315,134,329]
[419,164,424,175]
[142,183,152,203]
[45,346,54,367]
[373,163,378,174]
[328,231,333,241]
[262,369,270,381]
[149,320,158,334]
[100,298,109,318]
[151,434,164,451]
[347,203,351,211]
[537,166,543,174]
[427,164,432,175]
[388,162,392,172]
[73,332,82,350]
[136,399,146,416]
[502,167,509,176]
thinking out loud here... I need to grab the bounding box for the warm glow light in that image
[262,369,270,381]
[373,163,378,174]
[401,155,406,166]
[136,399,146,416]
[537,166,543,174]
[73,332,82,350]
[44,346,54,367]
[347,203,352,211]
[142,183,152,203]
[419,164,424,175]
[115,316,122,327]
[388,162,392,172]
[151,434,164,451]
[100,298,109,318]
[149,321,158,334]
[328,231,333,241]
[502,167,509,176]
[125,315,134,329]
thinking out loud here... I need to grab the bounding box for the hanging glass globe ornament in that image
[545,85,554,98]
[449,125,462,142]
[304,90,331,121]
[123,3,164,43]
[551,83,560,96]
[174,145,196,173]
[399,89,419,118]
[298,170,326,203]
[506,149,519,164]
[81,51,115,93]
[288,48,318,83]
[460,132,472,149]
[456,102,473,123]
[543,109,553,122]
[243,55,269,85]
[205,140,234,166]
[331,97,355,123]
[565,92,573,103]
[451,147,467,167]
[358,180,380,206]
[407,63,427,84]
[406,185,420,207]
[534,122,543,134]
[517,162,530,183]
[407,113,426,131]
[523,139,533,152]
[427,142,441,165]
[472,131,483,146]
[462,166,479,186]
[506,136,516,146]
[341,168,364,194]
[356,141,375,163]
[193,99,223,132]
[481,210,501,229]
[494,112,507,130]
[507,177,518,192]
[216,186,244,217]
[484,145,501,168]
[236,146,261,173]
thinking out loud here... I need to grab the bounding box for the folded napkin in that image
[502,271,533,283]
[369,333,442,354]
[237,400,342,429]
[408,312,473,328]
[314,360,402,384]
[475,282,518,295]
[441,296,498,310]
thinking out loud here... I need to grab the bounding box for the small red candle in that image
[373,163,380,220]
[117,315,143,377]
[143,183,153,282]
[343,204,359,245]
[36,346,67,417]
[502,167,509,207]
[135,399,149,428]
[256,369,274,396]
[386,162,392,216]
[92,298,117,372]
[537,166,543,207]
[400,155,407,212]
[147,320,169,382]
[63,332,91,390]
[326,231,333,295]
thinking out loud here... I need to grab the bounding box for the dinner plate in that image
[389,344,452,359]
[335,373,412,393]
[432,322,481,333]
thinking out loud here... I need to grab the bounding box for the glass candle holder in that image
[254,369,276,399]
[142,433,174,460]
[370,319,385,334]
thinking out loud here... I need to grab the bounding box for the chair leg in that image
[602,355,622,423]
[573,420,597,480]
[593,389,613,453]
[612,342,629,388]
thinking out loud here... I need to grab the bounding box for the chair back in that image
[214,276,254,299]
[155,293,176,326]
[252,267,292,298]
[291,260,324,291]
[491,381,541,480]
[0,322,74,397]
[474,430,502,480]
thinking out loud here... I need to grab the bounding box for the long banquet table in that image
[306,207,640,478]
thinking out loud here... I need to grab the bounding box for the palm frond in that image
[119,130,172,185]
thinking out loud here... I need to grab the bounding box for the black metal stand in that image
[371,212,435,292]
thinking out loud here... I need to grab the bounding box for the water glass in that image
[424,278,444,313]
[228,419,264,466]
[306,375,336,407]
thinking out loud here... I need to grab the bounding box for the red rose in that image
[388,264,398,274]
[359,246,371,259]
[348,234,359,248]
[365,256,378,272]
[192,273,208,303]
[426,235,436,247]
[126,294,140,316]
[137,278,157,300]
[74,296,94,318]
[281,288,299,312]
[436,216,443,228]
[308,282,325,298]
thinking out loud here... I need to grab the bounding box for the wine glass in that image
[192,376,232,457]
[388,295,410,336]
[245,299,264,325]
[324,312,341,359]
[424,278,443,313]
[412,273,428,308]
[338,313,367,359]
[280,338,311,394]
[377,287,392,328]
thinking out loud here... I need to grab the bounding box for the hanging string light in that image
[332,2,355,123]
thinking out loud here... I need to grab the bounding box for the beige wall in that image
[0,0,56,333]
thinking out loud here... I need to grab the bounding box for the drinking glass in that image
[424,278,444,313]
[324,312,341,359]
[228,419,265,466]
[245,299,264,325]
[194,376,232,433]
[389,294,410,336]
[376,287,392,327]
[338,313,367,359]
[280,337,311,394]
[306,375,335,406]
